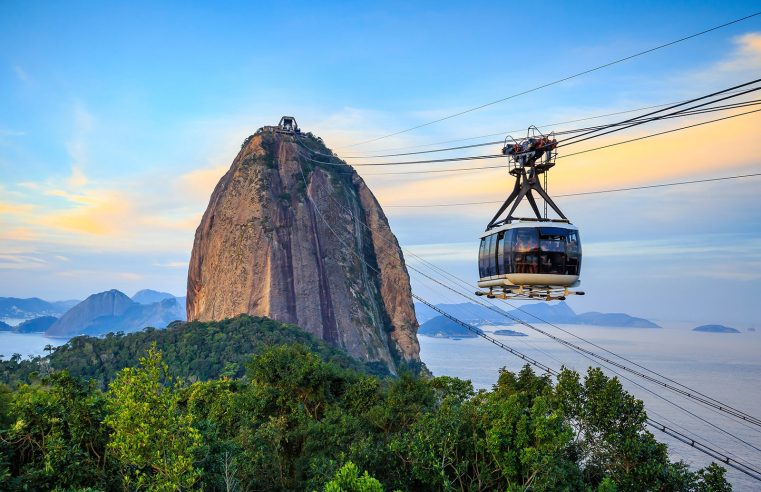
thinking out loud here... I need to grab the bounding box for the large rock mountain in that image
[187,128,421,372]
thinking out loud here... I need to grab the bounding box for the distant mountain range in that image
[1,289,186,337]
[46,289,186,337]
[415,301,659,338]
[0,297,79,320]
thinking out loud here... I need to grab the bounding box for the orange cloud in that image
[3,228,37,241]
[177,164,228,200]
[0,201,34,215]
[38,190,133,236]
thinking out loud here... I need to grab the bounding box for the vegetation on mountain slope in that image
[0,315,392,388]
[0,327,730,491]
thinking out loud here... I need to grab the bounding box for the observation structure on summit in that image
[260,116,301,135]
[477,126,584,301]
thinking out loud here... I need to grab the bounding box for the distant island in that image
[418,315,480,338]
[493,329,527,337]
[692,324,740,333]
[415,301,660,337]
[0,316,57,334]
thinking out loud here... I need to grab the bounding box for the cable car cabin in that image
[477,220,583,300]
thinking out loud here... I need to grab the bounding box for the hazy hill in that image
[79,297,185,336]
[414,302,513,325]
[0,297,76,320]
[418,316,480,338]
[15,316,58,333]
[46,290,135,337]
[131,289,176,304]
[45,290,185,337]
[493,329,528,336]
[415,301,659,329]
[693,324,740,333]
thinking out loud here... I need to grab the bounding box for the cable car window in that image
[566,231,581,275]
[539,229,566,274]
[496,231,505,276]
[513,228,539,274]
[478,237,487,278]
[487,233,497,276]
[502,229,514,274]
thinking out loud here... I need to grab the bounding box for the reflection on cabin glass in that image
[478,227,582,279]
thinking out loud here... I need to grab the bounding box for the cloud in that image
[584,236,761,259]
[153,261,188,268]
[67,166,89,188]
[64,102,95,183]
[54,270,143,282]
[177,164,228,200]
[713,32,761,74]
[0,254,46,270]
[365,108,761,213]
[2,228,38,242]
[13,66,29,82]
[0,201,35,215]
[404,242,475,263]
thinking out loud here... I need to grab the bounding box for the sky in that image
[1,1,760,326]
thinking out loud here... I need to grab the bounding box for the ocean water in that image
[1,326,759,489]
[0,332,69,359]
[419,324,761,491]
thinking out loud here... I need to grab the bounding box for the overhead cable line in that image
[294,138,761,477]
[381,172,761,208]
[355,106,761,174]
[558,107,761,159]
[297,136,761,430]
[301,100,761,170]
[415,300,761,483]
[404,250,761,459]
[556,79,761,147]
[341,12,761,148]
[342,95,761,159]
[340,89,757,156]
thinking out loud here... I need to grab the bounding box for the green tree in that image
[694,463,732,492]
[322,461,384,492]
[105,347,201,491]
[0,372,114,490]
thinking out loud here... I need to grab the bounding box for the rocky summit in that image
[187,125,421,372]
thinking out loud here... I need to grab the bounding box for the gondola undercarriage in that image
[476,284,585,302]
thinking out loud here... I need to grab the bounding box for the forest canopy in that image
[0,316,731,490]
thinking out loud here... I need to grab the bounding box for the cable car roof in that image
[480,219,578,239]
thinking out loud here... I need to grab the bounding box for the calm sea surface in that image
[0,332,69,359]
[1,326,759,489]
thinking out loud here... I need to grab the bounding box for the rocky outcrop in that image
[187,129,421,372]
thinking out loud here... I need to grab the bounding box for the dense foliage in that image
[0,315,393,388]
[0,338,730,490]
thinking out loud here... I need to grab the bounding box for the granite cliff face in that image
[187,129,421,372]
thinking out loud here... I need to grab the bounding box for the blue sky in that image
[1,1,760,326]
